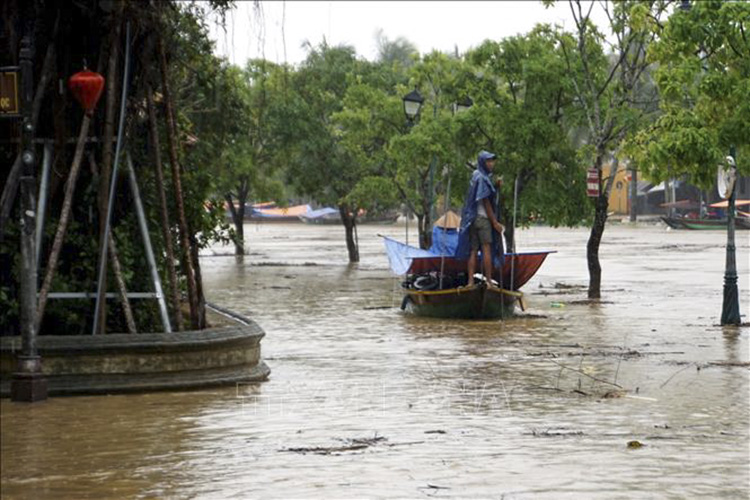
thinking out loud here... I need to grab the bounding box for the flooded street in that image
[2,221,749,498]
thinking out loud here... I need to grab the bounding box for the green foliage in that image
[465,25,587,227]
[281,43,369,207]
[627,0,750,184]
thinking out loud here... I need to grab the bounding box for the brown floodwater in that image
[2,221,749,499]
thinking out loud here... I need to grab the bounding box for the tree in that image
[384,51,470,249]
[209,61,285,256]
[553,0,669,299]
[280,42,370,262]
[628,0,750,183]
[464,26,585,252]
[375,29,419,69]
[0,0,236,334]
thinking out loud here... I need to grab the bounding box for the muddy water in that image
[2,222,749,499]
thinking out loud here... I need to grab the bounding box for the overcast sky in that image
[208,1,613,67]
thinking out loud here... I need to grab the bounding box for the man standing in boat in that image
[456,150,505,287]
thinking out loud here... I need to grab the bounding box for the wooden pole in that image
[35,115,91,332]
[94,15,122,334]
[108,232,137,333]
[146,86,183,331]
[157,33,200,329]
[87,152,137,333]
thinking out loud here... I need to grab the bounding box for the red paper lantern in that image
[68,69,105,115]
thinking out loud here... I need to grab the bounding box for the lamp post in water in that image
[11,36,48,402]
[720,149,741,326]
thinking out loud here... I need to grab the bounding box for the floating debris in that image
[280,436,388,455]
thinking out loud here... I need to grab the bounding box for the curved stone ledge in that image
[0,324,270,397]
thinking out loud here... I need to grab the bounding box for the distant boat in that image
[661,200,750,230]
[661,216,750,230]
[248,203,311,222]
[298,207,340,224]
[384,211,554,319]
[298,207,400,225]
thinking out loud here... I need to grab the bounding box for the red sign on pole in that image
[586,167,600,197]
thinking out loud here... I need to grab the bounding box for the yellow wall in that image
[603,164,631,215]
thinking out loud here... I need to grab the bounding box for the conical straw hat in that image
[434,210,461,229]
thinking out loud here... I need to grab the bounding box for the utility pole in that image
[11,36,48,402]
[720,147,741,326]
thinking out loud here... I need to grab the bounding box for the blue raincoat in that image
[455,151,504,268]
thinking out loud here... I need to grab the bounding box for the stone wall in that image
[0,324,270,396]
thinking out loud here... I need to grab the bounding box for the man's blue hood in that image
[477,150,497,176]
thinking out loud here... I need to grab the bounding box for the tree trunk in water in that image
[226,194,246,256]
[36,115,91,331]
[339,205,359,262]
[95,17,122,334]
[586,152,617,300]
[157,33,201,330]
[418,195,433,250]
[146,86,183,331]
[587,194,608,299]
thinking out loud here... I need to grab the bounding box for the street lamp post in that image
[720,148,741,326]
[11,36,48,402]
[402,88,424,246]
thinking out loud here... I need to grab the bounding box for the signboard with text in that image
[0,69,20,117]
[586,167,600,197]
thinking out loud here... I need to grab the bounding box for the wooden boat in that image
[385,236,553,319]
[403,282,522,319]
[661,216,750,230]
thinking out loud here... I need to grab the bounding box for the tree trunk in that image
[587,194,608,299]
[94,16,122,334]
[416,213,427,250]
[226,194,246,256]
[35,115,91,331]
[189,234,206,330]
[157,33,201,330]
[339,205,359,262]
[586,152,618,299]
[146,86,183,331]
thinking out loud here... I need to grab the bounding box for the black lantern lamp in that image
[402,87,424,123]
[454,96,473,114]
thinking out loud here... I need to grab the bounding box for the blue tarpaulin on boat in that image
[383,237,436,275]
[305,207,339,219]
[429,226,458,256]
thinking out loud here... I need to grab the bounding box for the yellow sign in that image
[0,71,20,115]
